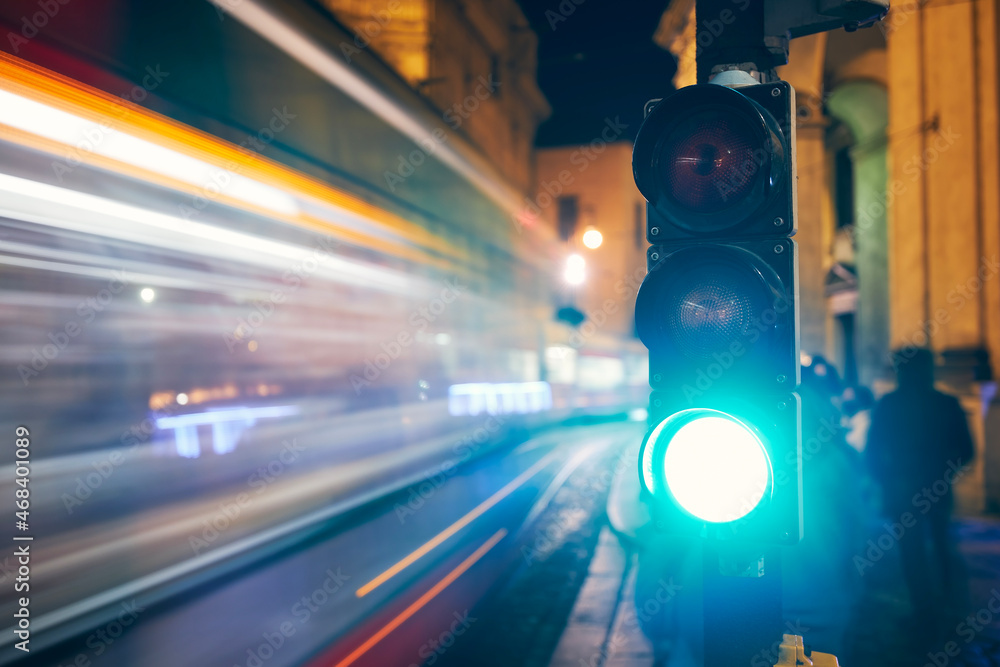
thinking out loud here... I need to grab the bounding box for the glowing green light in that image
[658,411,771,523]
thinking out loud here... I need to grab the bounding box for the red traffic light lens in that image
[657,109,759,215]
[633,84,787,236]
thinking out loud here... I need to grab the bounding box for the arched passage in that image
[827,80,889,388]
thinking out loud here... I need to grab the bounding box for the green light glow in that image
[657,411,770,523]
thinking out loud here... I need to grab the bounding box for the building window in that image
[558,196,579,242]
[490,55,502,98]
[835,147,854,229]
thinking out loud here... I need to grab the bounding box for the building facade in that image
[323,0,550,192]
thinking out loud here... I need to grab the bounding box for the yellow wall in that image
[535,142,648,339]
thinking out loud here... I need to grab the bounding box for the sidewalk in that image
[548,527,655,667]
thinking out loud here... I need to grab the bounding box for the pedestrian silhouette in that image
[865,348,974,621]
[841,384,875,453]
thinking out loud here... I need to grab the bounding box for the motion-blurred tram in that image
[0,0,646,651]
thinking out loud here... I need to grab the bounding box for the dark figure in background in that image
[865,348,974,620]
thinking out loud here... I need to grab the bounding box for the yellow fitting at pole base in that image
[772,634,840,666]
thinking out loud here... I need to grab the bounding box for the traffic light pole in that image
[695,0,787,84]
[694,3,789,665]
[702,543,783,666]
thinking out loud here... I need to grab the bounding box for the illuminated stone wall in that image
[323,0,550,193]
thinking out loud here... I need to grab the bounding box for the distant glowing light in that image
[156,405,299,430]
[140,288,156,303]
[248,340,258,352]
[647,410,770,523]
[582,228,603,249]
[434,333,451,345]
[176,392,189,405]
[448,381,552,416]
[564,254,586,286]
[157,405,300,458]
[628,408,648,422]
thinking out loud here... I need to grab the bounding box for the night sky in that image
[515,0,677,147]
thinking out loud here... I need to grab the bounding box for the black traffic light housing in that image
[641,391,802,544]
[633,78,802,546]
[637,238,798,399]
[634,81,795,241]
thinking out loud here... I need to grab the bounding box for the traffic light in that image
[633,79,802,545]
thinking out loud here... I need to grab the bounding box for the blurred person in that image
[841,384,875,453]
[801,353,845,402]
[865,348,974,622]
[781,362,871,661]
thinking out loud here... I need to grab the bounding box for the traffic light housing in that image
[633,79,802,545]
[633,82,795,241]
